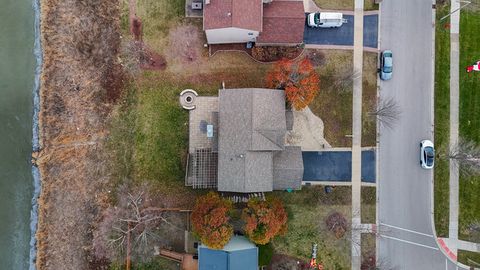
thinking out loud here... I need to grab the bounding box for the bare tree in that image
[93,190,187,268]
[332,69,361,93]
[449,138,480,176]
[369,98,401,129]
[108,192,183,267]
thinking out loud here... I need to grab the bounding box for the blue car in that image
[380,50,393,80]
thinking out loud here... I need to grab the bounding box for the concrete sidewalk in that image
[351,0,364,268]
[448,0,461,257]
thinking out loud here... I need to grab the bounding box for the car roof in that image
[384,57,393,66]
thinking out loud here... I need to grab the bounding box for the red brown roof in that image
[256,1,305,44]
[203,0,263,31]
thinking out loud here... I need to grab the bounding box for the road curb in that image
[374,1,382,268]
[438,238,458,261]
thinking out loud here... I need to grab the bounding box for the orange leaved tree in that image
[191,192,233,249]
[242,197,288,245]
[266,58,320,110]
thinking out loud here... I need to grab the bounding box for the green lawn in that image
[458,250,480,268]
[314,0,353,10]
[272,186,352,269]
[364,0,379,11]
[361,186,376,224]
[433,3,451,238]
[133,77,189,187]
[458,9,480,243]
[433,4,480,264]
[107,75,194,196]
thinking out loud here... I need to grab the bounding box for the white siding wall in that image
[205,27,258,44]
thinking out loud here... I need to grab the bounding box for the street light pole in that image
[440,0,472,21]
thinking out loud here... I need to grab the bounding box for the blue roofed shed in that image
[198,236,258,270]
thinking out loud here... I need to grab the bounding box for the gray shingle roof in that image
[217,88,302,193]
[273,146,304,190]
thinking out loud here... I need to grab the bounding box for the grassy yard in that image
[272,186,352,269]
[433,3,451,238]
[310,50,353,147]
[432,5,480,267]
[110,0,383,267]
[309,50,378,147]
[362,52,378,147]
[458,250,480,268]
[313,0,378,10]
[364,0,379,11]
[110,257,181,270]
[314,0,353,10]
[361,186,376,224]
[361,233,376,269]
[458,8,480,244]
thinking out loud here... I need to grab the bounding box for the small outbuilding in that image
[198,236,258,270]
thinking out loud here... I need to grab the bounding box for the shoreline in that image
[35,0,121,268]
[30,0,42,268]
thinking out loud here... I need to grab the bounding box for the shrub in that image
[258,243,274,266]
[325,212,348,239]
[266,58,320,110]
[242,197,288,245]
[191,192,233,249]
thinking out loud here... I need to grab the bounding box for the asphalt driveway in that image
[302,150,376,183]
[303,14,378,48]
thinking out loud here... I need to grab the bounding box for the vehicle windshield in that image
[425,147,435,165]
[314,13,320,24]
[383,57,393,73]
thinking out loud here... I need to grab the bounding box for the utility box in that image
[192,2,202,10]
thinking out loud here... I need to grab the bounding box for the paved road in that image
[303,15,378,48]
[377,0,463,269]
[302,150,375,182]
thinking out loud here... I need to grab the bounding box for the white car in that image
[420,140,435,169]
[307,12,346,28]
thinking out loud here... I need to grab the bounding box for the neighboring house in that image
[198,235,258,270]
[203,0,305,45]
[181,88,304,193]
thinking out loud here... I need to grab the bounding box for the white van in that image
[307,12,346,28]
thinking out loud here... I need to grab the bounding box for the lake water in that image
[0,0,37,269]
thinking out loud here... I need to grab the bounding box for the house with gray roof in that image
[181,88,303,193]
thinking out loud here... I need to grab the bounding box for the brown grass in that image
[36,0,121,268]
[362,52,378,147]
[314,0,354,10]
[310,50,354,147]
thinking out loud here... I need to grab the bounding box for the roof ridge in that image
[256,129,285,150]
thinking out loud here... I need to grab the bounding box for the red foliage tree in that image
[191,192,233,249]
[242,197,288,245]
[266,58,320,110]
